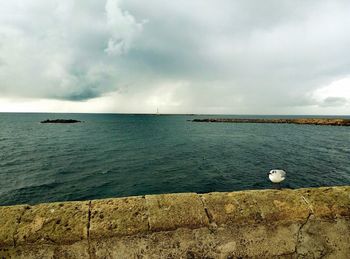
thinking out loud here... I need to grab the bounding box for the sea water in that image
[0,113,349,205]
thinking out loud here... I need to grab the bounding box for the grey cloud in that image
[0,0,141,101]
[58,89,101,101]
[1,0,350,114]
[319,97,348,107]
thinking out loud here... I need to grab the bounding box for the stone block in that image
[0,205,27,247]
[15,201,89,245]
[297,186,350,219]
[0,241,89,259]
[201,189,310,225]
[146,193,209,231]
[90,196,149,239]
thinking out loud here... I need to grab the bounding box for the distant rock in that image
[192,118,350,126]
[40,119,81,124]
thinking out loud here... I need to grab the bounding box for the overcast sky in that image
[0,0,350,114]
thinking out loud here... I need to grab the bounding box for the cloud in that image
[1,0,350,114]
[0,0,141,101]
[105,0,145,55]
[320,97,348,107]
[310,77,350,108]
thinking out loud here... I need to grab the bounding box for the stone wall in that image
[0,186,349,258]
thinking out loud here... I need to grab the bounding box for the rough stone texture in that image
[297,186,350,219]
[0,205,27,247]
[0,186,349,258]
[90,196,149,238]
[15,201,89,246]
[146,193,209,231]
[0,241,89,259]
[90,223,300,258]
[297,218,350,258]
[201,189,310,225]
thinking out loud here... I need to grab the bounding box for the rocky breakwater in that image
[40,119,81,124]
[192,118,350,126]
[0,186,350,258]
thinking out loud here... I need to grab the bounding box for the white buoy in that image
[268,169,286,185]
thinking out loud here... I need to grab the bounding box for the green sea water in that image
[0,113,349,205]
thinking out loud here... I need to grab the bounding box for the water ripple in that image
[0,113,349,205]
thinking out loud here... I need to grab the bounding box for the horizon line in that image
[0,111,349,117]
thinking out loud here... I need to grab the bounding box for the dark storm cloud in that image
[1,0,350,113]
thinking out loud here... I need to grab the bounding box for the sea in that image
[0,113,349,206]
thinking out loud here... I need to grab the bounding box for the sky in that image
[0,0,350,114]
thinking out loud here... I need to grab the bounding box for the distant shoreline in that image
[192,118,350,126]
[1,111,350,117]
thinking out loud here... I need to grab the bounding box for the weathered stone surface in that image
[0,186,349,258]
[15,201,89,245]
[297,186,350,219]
[201,189,310,225]
[90,223,299,259]
[0,205,27,247]
[146,193,209,231]
[90,196,149,238]
[0,241,89,259]
[297,218,350,258]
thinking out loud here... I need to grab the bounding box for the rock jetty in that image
[40,119,81,124]
[192,118,350,126]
